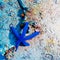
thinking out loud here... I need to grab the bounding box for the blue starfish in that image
[10,22,40,50]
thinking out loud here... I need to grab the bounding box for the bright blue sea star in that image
[10,22,40,50]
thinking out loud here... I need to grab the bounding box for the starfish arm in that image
[10,26,20,39]
[15,36,23,50]
[24,31,40,40]
[22,41,30,46]
[15,39,21,51]
[21,22,29,36]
